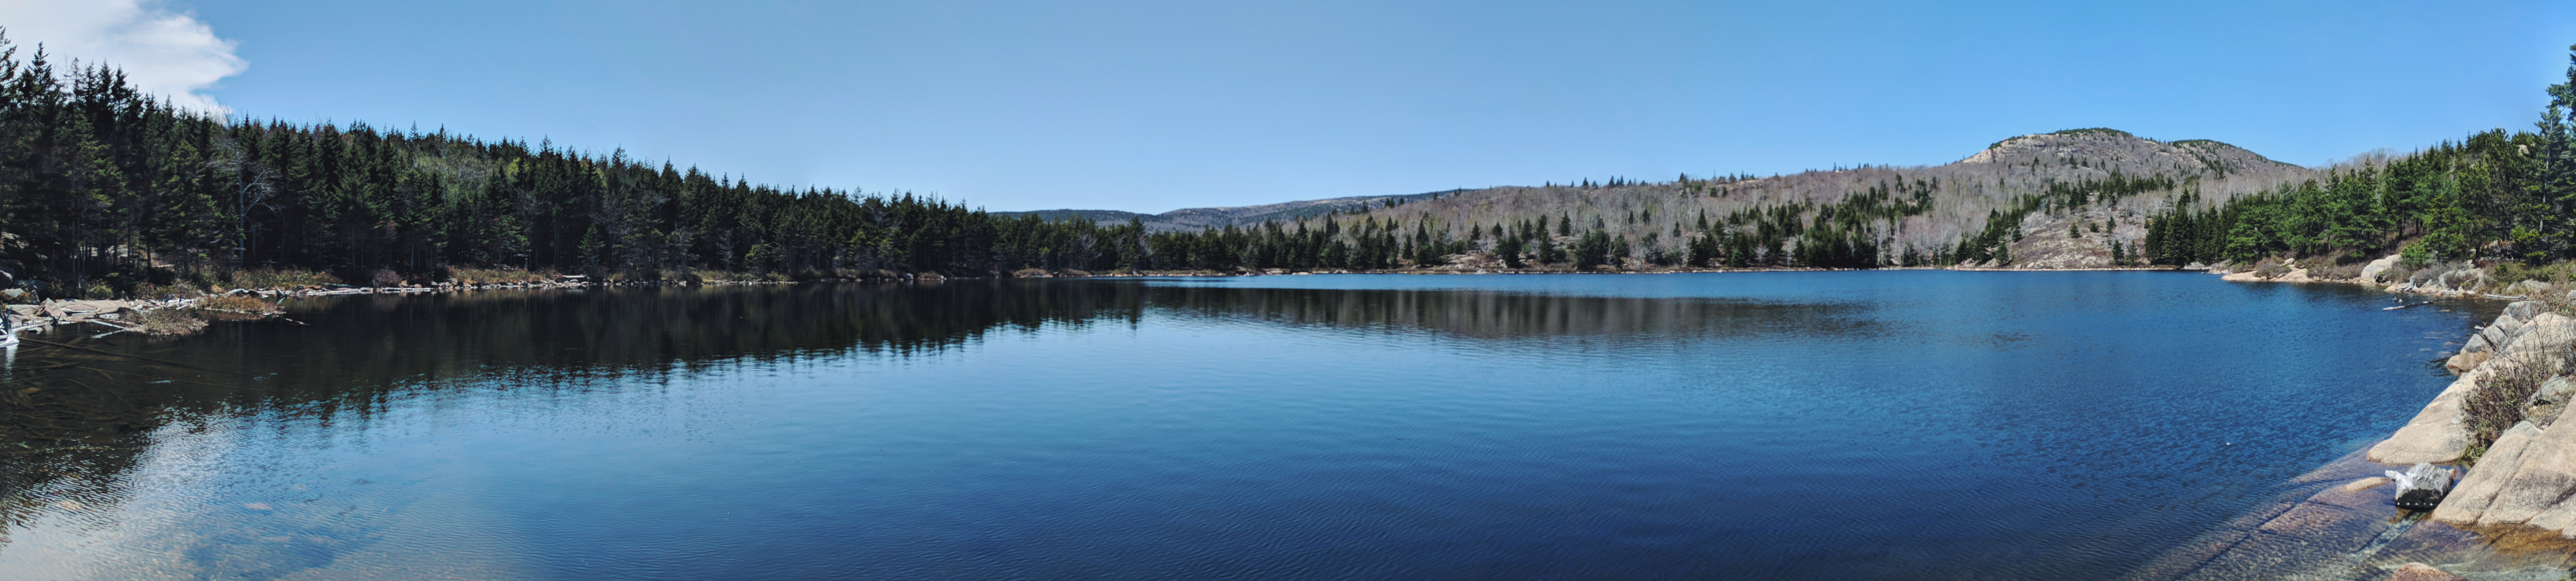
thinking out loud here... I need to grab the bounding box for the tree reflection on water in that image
[0,279,1856,550]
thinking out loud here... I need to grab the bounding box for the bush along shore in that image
[2128,258,2576,580]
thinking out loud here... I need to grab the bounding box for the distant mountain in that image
[991,209,1156,223]
[1005,128,2321,269]
[996,191,1452,232]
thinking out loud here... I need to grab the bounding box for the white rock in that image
[2360,254,2403,283]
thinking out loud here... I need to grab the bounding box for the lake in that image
[0,271,2497,579]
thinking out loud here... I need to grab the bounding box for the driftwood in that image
[2382,302,2435,311]
[2386,463,2455,510]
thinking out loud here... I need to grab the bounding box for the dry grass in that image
[689,269,792,282]
[225,268,342,289]
[133,282,208,299]
[2308,262,2363,280]
[2468,359,2556,455]
[196,295,281,314]
[447,267,557,285]
[2253,258,2291,279]
[130,308,207,336]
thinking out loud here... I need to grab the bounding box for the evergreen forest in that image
[2142,47,2576,270]
[10,26,2576,300]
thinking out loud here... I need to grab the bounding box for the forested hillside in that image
[2136,47,2576,275]
[1274,129,2315,271]
[0,32,1162,299]
[10,26,2571,300]
[2140,90,2576,273]
[996,190,1451,232]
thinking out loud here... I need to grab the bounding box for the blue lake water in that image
[0,271,2497,579]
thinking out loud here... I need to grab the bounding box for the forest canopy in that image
[8,28,2576,300]
[2142,46,2576,269]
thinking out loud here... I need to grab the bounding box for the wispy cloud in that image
[0,0,245,112]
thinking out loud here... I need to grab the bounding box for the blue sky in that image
[11,1,2576,212]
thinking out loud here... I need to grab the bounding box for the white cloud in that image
[0,0,245,112]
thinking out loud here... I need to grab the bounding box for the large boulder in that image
[2431,421,2538,525]
[2539,376,2576,406]
[2372,369,2488,464]
[2480,323,2514,352]
[2475,413,2576,524]
[2507,300,2546,321]
[2496,314,2528,339]
[2448,349,2494,374]
[2505,313,2576,357]
[2359,254,2404,284]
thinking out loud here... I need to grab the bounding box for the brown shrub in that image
[2254,259,2292,279]
[133,283,208,299]
[2308,263,2363,280]
[2467,360,2552,449]
[227,269,341,290]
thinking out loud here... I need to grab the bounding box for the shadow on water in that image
[0,279,1862,552]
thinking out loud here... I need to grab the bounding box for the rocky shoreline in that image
[1,276,815,341]
[2134,257,2576,580]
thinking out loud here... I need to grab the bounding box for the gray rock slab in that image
[2434,421,2538,525]
[2477,415,2576,525]
[2372,371,2487,465]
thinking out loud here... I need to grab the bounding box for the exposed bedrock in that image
[2386,301,2576,536]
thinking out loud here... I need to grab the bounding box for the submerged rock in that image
[2383,562,2466,581]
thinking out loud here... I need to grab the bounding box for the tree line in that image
[2141,46,2576,268]
[2142,128,2553,266]
[0,21,1976,302]
[0,33,1194,297]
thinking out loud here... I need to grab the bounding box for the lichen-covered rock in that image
[2496,314,2527,338]
[2480,324,2513,351]
[2474,410,2576,524]
[2505,300,2544,321]
[2431,421,2537,525]
[2504,313,2576,357]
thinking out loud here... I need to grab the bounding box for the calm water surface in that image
[0,272,2497,579]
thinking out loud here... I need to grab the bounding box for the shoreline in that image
[2133,259,2576,580]
[7,263,2556,579]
